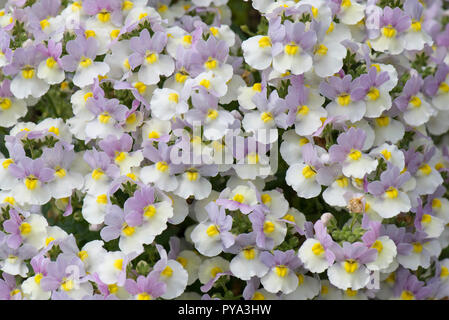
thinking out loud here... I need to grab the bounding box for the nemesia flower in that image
[0,0,447,301]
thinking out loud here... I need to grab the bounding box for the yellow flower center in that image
[19,222,32,235]
[344,259,358,273]
[348,149,362,161]
[144,205,156,218]
[419,163,432,175]
[186,171,198,181]
[260,112,273,122]
[411,20,422,32]
[297,105,309,116]
[0,98,12,110]
[382,25,397,38]
[25,175,38,190]
[145,53,158,64]
[92,168,104,180]
[346,288,358,297]
[22,68,35,79]
[341,0,352,8]
[312,242,325,256]
[207,109,219,120]
[206,224,220,237]
[400,290,415,300]
[233,193,245,203]
[199,79,211,89]
[96,194,108,204]
[285,42,299,55]
[376,116,390,127]
[55,167,66,178]
[409,96,422,108]
[252,83,262,92]
[84,29,96,38]
[261,193,271,204]
[337,94,351,106]
[34,273,43,284]
[137,292,151,300]
[380,149,391,160]
[371,240,383,253]
[439,82,449,94]
[114,259,123,270]
[176,256,187,268]
[412,242,423,253]
[97,11,111,23]
[258,36,272,48]
[302,165,316,179]
[161,266,173,277]
[110,29,120,39]
[40,19,50,30]
[263,221,275,234]
[99,112,111,124]
[432,198,442,209]
[385,187,398,199]
[243,247,256,260]
[210,266,223,278]
[315,44,328,56]
[252,292,265,300]
[205,57,217,70]
[441,266,449,278]
[122,0,133,10]
[421,214,432,224]
[148,131,160,139]
[79,57,92,68]
[61,278,74,291]
[156,161,169,172]
[274,265,288,277]
[108,284,118,294]
[367,87,380,101]
[175,72,188,83]
[78,250,88,261]
[122,224,135,236]
[326,22,335,34]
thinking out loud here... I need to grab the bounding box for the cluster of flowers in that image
[0,0,448,300]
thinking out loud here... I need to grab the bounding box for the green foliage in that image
[377,0,403,9]
[11,21,29,50]
[411,53,435,78]
[342,51,366,79]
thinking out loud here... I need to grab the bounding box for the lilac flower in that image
[272,21,316,75]
[393,74,435,127]
[0,273,22,300]
[298,220,336,273]
[128,29,174,85]
[329,127,378,179]
[60,35,109,88]
[259,250,302,294]
[327,241,377,290]
[319,74,367,123]
[8,157,55,205]
[3,45,49,99]
[125,272,166,300]
[392,267,433,300]
[369,6,411,55]
[40,254,92,299]
[190,202,235,256]
[0,241,37,277]
[241,89,288,144]
[249,208,287,250]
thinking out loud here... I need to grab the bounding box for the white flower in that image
[198,256,230,284]
[298,238,332,273]
[230,247,269,280]
[327,260,370,290]
[158,260,189,299]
